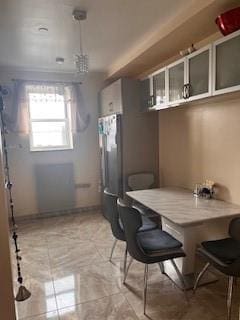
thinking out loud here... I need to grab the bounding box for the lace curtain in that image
[2,80,90,134]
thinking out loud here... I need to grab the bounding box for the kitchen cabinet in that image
[141,48,211,110]
[213,29,240,95]
[140,70,167,111]
[186,45,212,101]
[100,79,122,116]
[166,45,211,105]
[152,68,167,109]
[140,30,240,112]
[140,77,155,111]
[167,58,185,106]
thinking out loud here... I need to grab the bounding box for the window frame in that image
[27,86,73,152]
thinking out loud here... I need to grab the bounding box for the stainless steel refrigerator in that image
[99,78,159,218]
[98,114,122,198]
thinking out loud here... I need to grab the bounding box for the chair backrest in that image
[103,189,125,241]
[229,217,240,241]
[117,199,149,263]
[128,172,155,191]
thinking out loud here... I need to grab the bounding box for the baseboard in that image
[12,205,102,222]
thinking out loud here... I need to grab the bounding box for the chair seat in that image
[202,238,240,264]
[119,215,157,234]
[137,229,182,254]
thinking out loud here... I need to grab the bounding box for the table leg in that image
[161,218,218,289]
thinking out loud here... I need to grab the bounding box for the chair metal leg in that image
[123,243,128,283]
[123,256,133,284]
[143,264,149,315]
[227,276,234,320]
[109,239,117,262]
[193,262,210,293]
[171,259,188,300]
[158,262,165,275]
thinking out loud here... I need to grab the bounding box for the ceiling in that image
[0,0,193,73]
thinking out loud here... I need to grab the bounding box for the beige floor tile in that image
[13,212,240,320]
[15,277,57,319]
[58,293,138,320]
[16,222,47,239]
[192,279,240,319]
[94,238,126,261]
[42,212,103,235]
[11,246,52,281]
[46,232,88,249]
[20,311,59,320]
[137,307,227,320]
[42,215,76,230]
[49,240,104,275]
[46,225,101,247]
[44,213,106,245]
[125,276,240,320]
[90,221,114,242]
[125,279,193,318]
[76,222,110,241]
[121,260,167,293]
[53,261,124,309]
[72,211,105,225]
[11,232,48,249]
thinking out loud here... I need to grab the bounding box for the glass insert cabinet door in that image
[188,48,210,98]
[140,78,153,111]
[168,61,185,103]
[214,32,240,93]
[153,70,166,106]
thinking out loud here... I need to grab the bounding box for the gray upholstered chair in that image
[194,217,240,320]
[103,189,158,277]
[127,172,160,224]
[117,199,186,315]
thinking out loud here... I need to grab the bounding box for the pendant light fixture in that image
[73,9,89,74]
[0,87,31,302]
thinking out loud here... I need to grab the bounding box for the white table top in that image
[126,187,240,227]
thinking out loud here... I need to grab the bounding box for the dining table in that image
[127,187,240,289]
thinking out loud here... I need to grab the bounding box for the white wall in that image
[159,96,240,205]
[0,69,105,217]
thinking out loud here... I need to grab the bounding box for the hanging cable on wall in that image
[0,86,31,302]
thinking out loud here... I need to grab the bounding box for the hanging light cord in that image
[0,89,30,300]
[78,20,83,55]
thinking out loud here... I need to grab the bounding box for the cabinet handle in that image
[109,102,113,111]
[182,84,191,99]
[147,99,150,107]
[185,84,191,99]
[151,95,155,107]
[187,84,192,98]
[182,85,187,99]
[147,97,152,108]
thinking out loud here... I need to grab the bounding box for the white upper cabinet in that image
[140,77,155,111]
[140,30,240,111]
[213,30,240,95]
[151,67,167,109]
[186,45,212,101]
[167,58,186,106]
[157,45,212,107]
[100,79,122,116]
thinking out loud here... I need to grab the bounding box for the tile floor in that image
[10,211,240,320]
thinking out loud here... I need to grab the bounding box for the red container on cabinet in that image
[216,7,240,36]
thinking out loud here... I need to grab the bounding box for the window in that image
[27,84,73,151]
